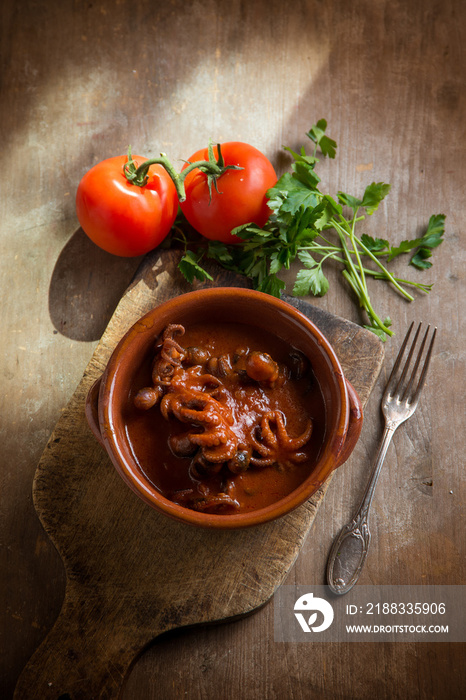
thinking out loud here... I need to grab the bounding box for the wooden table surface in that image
[1,1,465,698]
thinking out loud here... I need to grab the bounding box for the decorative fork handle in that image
[326,423,396,595]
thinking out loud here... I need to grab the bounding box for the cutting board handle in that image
[14,587,155,700]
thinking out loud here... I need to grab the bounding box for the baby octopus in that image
[133,323,314,512]
[249,411,313,470]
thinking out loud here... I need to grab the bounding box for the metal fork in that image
[326,322,437,595]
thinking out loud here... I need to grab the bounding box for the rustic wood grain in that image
[13,249,383,699]
[2,0,465,698]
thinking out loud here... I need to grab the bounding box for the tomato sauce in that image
[123,322,326,514]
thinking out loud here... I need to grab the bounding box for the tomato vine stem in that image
[123,141,242,203]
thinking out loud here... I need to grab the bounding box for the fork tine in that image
[409,326,437,406]
[393,322,423,398]
[402,324,430,401]
[384,321,414,397]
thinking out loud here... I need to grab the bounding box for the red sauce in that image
[123,322,326,514]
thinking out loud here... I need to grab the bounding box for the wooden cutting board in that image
[15,248,384,700]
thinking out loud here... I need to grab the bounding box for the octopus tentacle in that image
[258,412,280,447]
[153,360,176,386]
[269,410,313,450]
[163,323,184,340]
[189,494,240,512]
[249,410,313,471]
[169,486,240,512]
[196,374,223,392]
[151,324,186,385]
[161,337,185,364]
[200,442,237,463]
[190,425,231,447]
[249,432,274,458]
[177,405,220,425]
[249,455,276,468]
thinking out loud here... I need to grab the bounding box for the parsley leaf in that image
[293,267,329,297]
[387,213,446,263]
[267,173,320,216]
[178,250,213,283]
[338,182,391,216]
[257,273,286,298]
[360,234,390,252]
[409,214,445,269]
[360,182,391,214]
[386,239,419,261]
[206,240,233,264]
[422,213,446,245]
[364,317,392,341]
[337,192,363,214]
[410,248,433,269]
[307,119,337,159]
[294,251,330,297]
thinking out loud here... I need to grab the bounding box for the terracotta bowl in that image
[86,288,362,529]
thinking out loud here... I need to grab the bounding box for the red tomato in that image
[180,142,277,244]
[76,155,178,257]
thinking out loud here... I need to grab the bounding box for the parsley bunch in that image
[176,120,445,341]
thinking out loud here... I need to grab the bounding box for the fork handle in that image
[326,424,396,595]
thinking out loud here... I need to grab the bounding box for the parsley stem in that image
[356,237,414,301]
[313,216,415,302]
[330,220,393,335]
[369,273,432,292]
[346,209,368,296]
[352,213,368,294]
[300,243,341,254]
[332,220,367,296]
[318,251,338,266]
[301,244,432,296]
[342,270,393,336]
